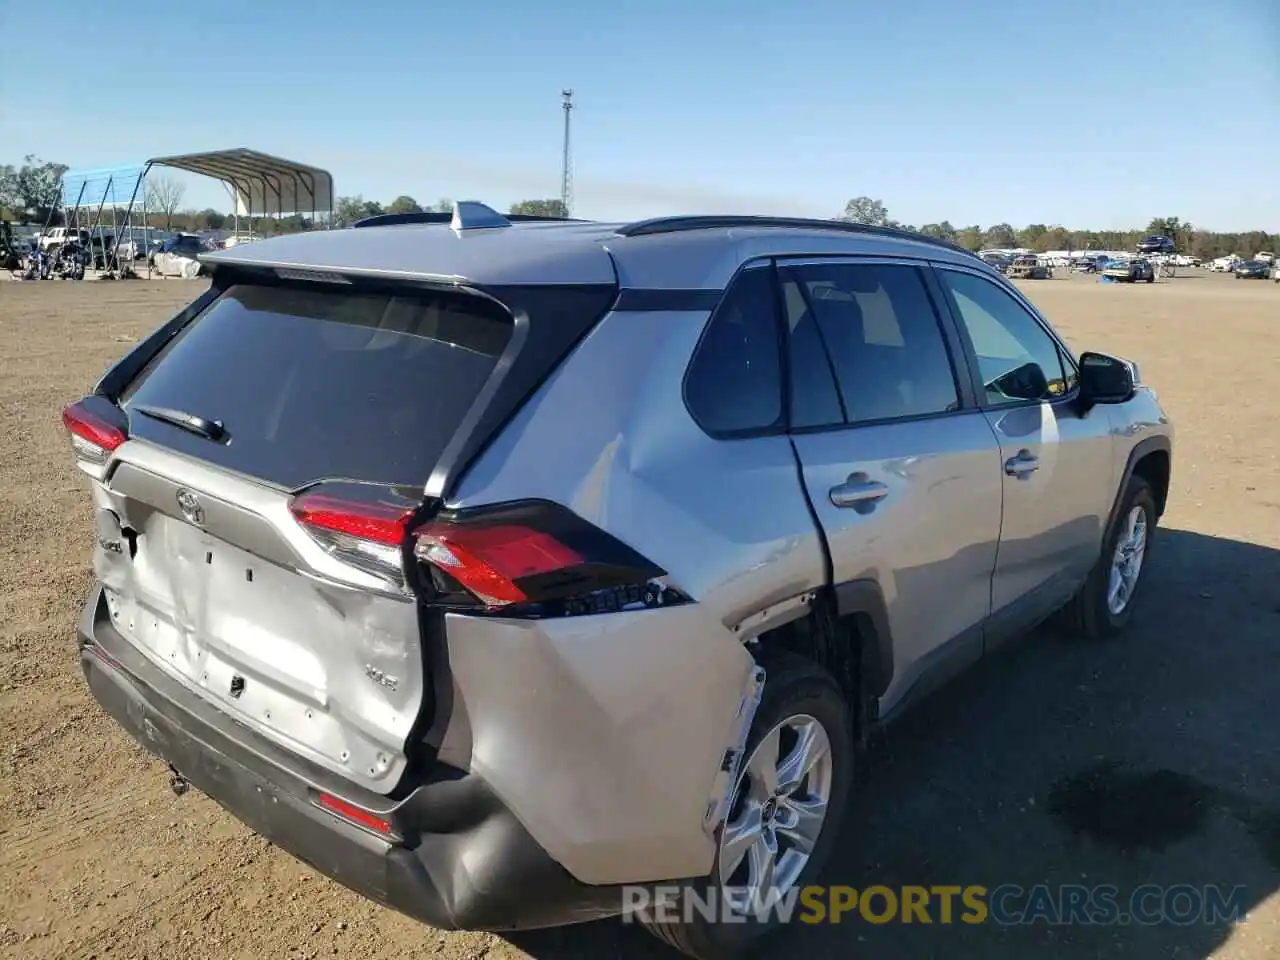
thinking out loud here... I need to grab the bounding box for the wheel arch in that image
[1111,435,1172,528]
[751,580,895,737]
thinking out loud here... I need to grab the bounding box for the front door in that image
[933,265,1116,630]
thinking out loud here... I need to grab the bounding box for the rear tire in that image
[1065,475,1156,639]
[641,654,853,960]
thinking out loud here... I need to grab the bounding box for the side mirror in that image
[1078,352,1136,405]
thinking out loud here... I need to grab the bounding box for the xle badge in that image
[175,487,205,526]
[364,665,399,691]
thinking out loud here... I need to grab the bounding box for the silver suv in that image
[66,204,1172,958]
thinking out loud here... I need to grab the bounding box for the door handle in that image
[1004,450,1040,478]
[829,480,890,508]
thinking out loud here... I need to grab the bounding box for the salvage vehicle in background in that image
[65,204,1173,960]
[1007,253,1051,279]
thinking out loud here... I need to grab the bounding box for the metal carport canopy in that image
[148,148,333,220]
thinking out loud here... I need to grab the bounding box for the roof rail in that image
[353,207,588,229]
[614,215,978,257]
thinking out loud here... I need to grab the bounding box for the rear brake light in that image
[316,792,393,836]
[63,399,127,463]
[413,500,681,614]
[415,523,584,606]
[290,494,414,546]
[290,487,421,586]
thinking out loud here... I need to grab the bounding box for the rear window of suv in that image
[120,283,512,489]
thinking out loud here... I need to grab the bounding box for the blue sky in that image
[2,0,1277,230]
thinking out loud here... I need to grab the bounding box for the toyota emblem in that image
[175,488,205,526]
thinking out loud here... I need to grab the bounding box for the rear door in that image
[933,264,1115,630]
[91,280,516,793]
[780,257,1004,712]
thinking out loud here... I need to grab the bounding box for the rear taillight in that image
[413,499,685,615]
[62,397,128,464]
[290,485,420,586]
[415,523,584,606]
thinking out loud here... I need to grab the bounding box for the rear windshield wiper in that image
[133,405,229,443]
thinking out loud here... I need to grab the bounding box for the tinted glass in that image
[684,267,783,435]
[780,276,844,428]
[780,262,960,425]
[121,283,511,488]
[941,270,1068,405]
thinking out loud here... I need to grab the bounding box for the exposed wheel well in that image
[751,597,877,738]
[1132,449,1170,517]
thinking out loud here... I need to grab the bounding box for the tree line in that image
[3,156,1272,260]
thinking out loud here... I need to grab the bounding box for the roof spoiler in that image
[353,202,586,230]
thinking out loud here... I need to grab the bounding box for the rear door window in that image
[121,283,512,489]
[779,261,961,425]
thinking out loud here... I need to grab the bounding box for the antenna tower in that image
[560,89,574,217]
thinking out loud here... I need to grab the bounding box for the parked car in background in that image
[1233,259,1271,280]
[1103,257,1156,283]
[64,205,1174,960]
[1210,255,1241,273]
[86,233,118,270]
[115,230,165,261]
[1136,235,1175,255]
[150,233,208,277]
[979,251,1011,273]
[1074,254,1107,274]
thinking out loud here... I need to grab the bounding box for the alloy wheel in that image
[1107,505,1149,615]
[717,714,833,916]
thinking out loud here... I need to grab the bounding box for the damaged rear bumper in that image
[77,584,624,931]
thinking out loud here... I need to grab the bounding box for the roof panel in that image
[202,220,620,286]
[60,164,147,208]
[148,148,333,218]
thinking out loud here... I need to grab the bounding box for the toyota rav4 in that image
[66,204,1173,959]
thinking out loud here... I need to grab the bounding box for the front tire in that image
[1066,475,1157,639]
[642,654,853,960]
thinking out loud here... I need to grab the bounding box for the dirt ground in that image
[1,271,1277,960]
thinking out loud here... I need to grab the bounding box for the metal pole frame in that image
[142,161,153,279]
[110,167,146,277]
[86,174,113,277]
[61,181,88,276]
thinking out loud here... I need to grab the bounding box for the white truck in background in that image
[37,227,91,252]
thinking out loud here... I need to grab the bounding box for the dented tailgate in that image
[91,443,424,793]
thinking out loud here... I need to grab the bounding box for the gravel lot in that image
[1,271,1277,960]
